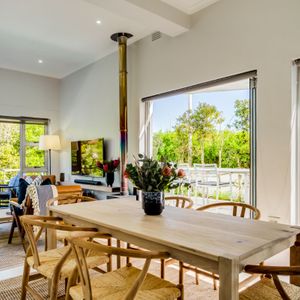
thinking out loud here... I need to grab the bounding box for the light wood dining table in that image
[49,198,300,300]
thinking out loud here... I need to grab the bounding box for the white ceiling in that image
[0,0,219,78]
[161,0,219,14]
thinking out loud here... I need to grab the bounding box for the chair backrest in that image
[165,196,193,209]
[56,185,82,196]
[197,201,261,220]
[193,164,217,173]
[193,163,218,181]
[20,215,98,268]
[47,195,95,207]
[244,264,300,300]
[68,235,169,300]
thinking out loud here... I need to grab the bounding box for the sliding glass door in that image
[143,72,257,207]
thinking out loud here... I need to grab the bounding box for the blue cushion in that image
[17,178,29,205]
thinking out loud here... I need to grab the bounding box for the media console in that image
[74,179,103,185]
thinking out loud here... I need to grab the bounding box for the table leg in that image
[117,239,121,268]
[46,212,57,250]
[46,228,57,250]
[219,257,239,300]
[290,234,300,286]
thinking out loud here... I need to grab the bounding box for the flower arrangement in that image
[96,159,120,173]
[125,154,187,192]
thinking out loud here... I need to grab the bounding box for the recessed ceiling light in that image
[96,20,102,25]
[38,59,43,64]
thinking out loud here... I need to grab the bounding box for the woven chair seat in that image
[69,265,181,300]
[27,246,109,279]
[240,277,300,300]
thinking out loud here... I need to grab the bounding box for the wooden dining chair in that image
[8,184,83,251]
[20,215,111,300]
[240,264,300,299]
[180,201,261,290]
[47,195,95,207]
[196,201,261,220]
[66,233,182,300]
[164,195,194,209]
[46,195,97,247]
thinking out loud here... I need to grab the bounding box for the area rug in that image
[0,223,45,271]
[0,223,26,271]
[0,276,65,300]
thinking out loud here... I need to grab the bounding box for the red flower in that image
[162,166,172,177]
[96,161,103,169]
[103,164,109,172]
[113,159,120,168]
[177,169,185,178]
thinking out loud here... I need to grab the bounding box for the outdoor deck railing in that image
[175,166,250,203]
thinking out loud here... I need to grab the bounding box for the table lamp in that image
[39,135,61,174]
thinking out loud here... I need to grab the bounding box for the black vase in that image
[142,191,164,215]
[106,172,114,187]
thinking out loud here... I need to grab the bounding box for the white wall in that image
[134,0,300,223]
[59,50,139,183]
[59,53,118,181]
[0,68,61,176]
[59,46,139,183]
[58,0,300,223]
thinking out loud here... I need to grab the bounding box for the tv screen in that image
[71,138,104,177]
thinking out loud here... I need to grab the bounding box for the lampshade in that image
[39,135,61,151]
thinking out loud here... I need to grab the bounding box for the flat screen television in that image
[71,138,104,177]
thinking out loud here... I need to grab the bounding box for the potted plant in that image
[125,154,187,215]
[96,159,120,187]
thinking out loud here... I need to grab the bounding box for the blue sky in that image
[152,89,249,132]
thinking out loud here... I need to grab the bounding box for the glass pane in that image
[25,124,45,143]
[150,79,251,206]
[25,146,45,168]
[0,122,20,184]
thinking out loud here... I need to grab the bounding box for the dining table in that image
[49,198,300,300]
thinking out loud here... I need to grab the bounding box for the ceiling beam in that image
[85,0,191,36]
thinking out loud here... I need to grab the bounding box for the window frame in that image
[142,71,257,208]
[291,60,300,225]
[0,116,49,176]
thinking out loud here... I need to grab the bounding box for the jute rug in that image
[0,223,45,271]
[0,276,65,299]
[0,223,26,271]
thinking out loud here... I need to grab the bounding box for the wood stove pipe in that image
[111,32,133,195]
